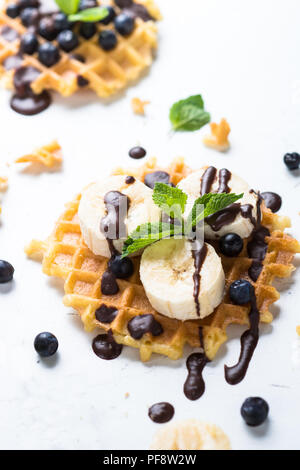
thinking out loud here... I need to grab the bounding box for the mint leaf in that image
[68,6,108,22]
[152,183,187,220]
[122,222,182,258]
[55,0,80,15]
[169,95,211,131]
[187,192,244,232]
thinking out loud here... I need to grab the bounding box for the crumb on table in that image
[203,118,231,152]
[131,97,150,115]
[15,140,62,169]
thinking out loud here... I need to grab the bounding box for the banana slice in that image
[78,175,161,258]
[150,419,231,450]
[178,167,259,239]
[140,238,225,321]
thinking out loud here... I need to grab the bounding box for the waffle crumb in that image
[15,140,62,169]
[0,177,8,191]
[150,420,231,450]
[131,97,150,115]
[296,326,300,336]
[203,118,231,152]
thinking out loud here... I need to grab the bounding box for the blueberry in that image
[34,332,58,357]
[241,397,269,426]
[53,12,70,32]
[114,13,134,36]
[6,3,20,18]
[284,152,300,171]
[20,7,39,27]
[98,30,117,51]
[38,42,60,67]
[57,30,79,52]
[20,32,38,54]
[79,0,97,10]
[19,0,40,9]
[38,17,57,41]
[0,260,14,283]
[219,233,243,257]
[229,279,254,305]
[79,22,96,39]
[99,6,116,25]
[114,0,133,7]
[108,255,134,279]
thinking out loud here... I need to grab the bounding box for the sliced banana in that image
[78,175,161,258]
[178,167,259,239]
[150,419,231,450]
[140,238,225,321]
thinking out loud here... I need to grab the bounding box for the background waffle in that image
[0,0,160,98]
[26,158,300,362]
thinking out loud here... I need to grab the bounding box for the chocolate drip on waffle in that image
[10,66,51,115]
[184,327,209,400]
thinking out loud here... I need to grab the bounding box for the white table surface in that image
[0,0,300,451]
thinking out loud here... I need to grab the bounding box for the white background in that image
[0,0,300,450]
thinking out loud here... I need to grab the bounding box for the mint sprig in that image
[122,183,244,258]
[54,0,80,15]
[169,95,211,131]
[68,6,109,22]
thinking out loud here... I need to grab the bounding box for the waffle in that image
[15,140,62,168]
[0,0,160,98]
[25,157,300,362]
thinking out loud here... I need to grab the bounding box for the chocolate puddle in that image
[144,171,171,189]
[261,192,282,213]
[184,328,209,400]
[127,314,163,340]
[224,294,259,385]
[92,329,123,360]
[95,304,118,323]
[191,240,208,316]
[148,402,174,423]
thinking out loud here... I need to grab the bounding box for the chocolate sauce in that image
[128,146,146,159]
[70,53,86,63]
[205,203,241,232]
[95,304,118,323]
[184,328,209,400]
[261,192,282,213]
[224,294,259,384]
[92,329,123,360]
[240,204,256,227]
[100,191,130,296]
[148,402,174,423]
[191,241,208,316]
[125,175,135,184]
[124,3,154,21]
[127,314,163,340]
[77,75,89,87]
[247,226,270,281]
[144,171,171,189]
[10,66,51,116]
[217,168,231,193]
[200,166,217,194]
[0,26,19,42]
[3,54,23,71]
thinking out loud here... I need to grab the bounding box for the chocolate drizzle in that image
[95,304,118,323]
[127,314,163,339]
[92,329,123,360]
[144,171,171,189]
[224,293,259,385]
[200,166,217,194]
[191,240,208,316]
[10,66,51,116]
[247,226,270,281]
[261,192,282,213]
[148,402,174,423]
[184,327,209,400]
[205,203,241,232]
[217,168,231,193]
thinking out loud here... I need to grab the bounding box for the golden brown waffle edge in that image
[25,157,300,362]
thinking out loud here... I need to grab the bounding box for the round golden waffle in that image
[0,0,160,98]
[25,157,300,362]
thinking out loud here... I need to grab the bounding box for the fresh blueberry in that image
[0,260,14,283]
[114,13,134,36]
[99,6,116,25]
[20,32,39,54]
[34,332,58,357]
[57,30,79,52]
[114,0,133,7]
[6,3,20,18]
[284,152,300,171]
[219,233,243,257]
[108,255,134,279]
[98,30,117,50]
[241,397,269,426]
[79,22,96,39]
[53,12,70,32]
[19,0,40,9]
[38,42,60,67]
[38,17,58,41]
[20,7,39,27]
[229,279,254,305]
[79,0,97,10]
